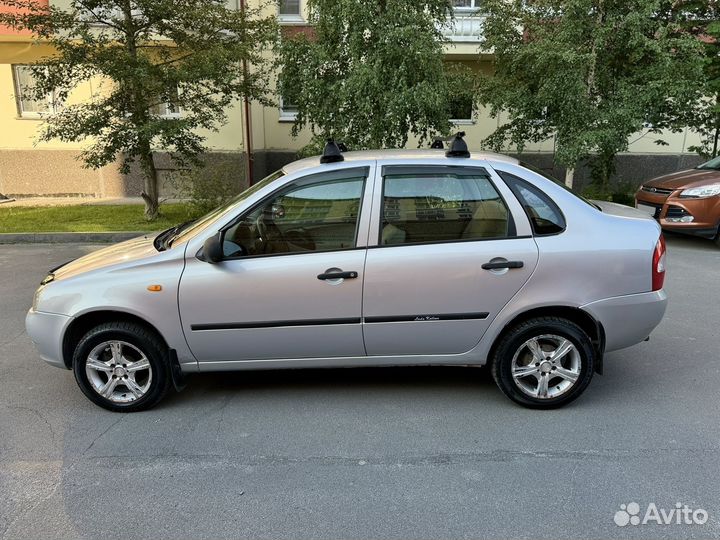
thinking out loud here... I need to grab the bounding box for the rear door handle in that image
[317,271,359,280]
[481,260,524,270]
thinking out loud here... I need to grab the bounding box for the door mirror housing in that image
[202,233,224,264]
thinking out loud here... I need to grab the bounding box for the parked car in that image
[634,155,720,246]
[26,136,668,412]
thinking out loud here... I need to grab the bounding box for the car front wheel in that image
[491,317,595,409]
[72,322,172,412]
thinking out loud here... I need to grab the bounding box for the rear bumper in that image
[581,290,668,353]
[25,309,71,369]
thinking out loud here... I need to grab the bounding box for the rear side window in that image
[499,171,565,236]
[380,170,515,246]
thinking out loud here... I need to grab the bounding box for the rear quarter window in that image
[499,171,566,236]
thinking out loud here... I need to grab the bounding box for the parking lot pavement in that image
[1,236,719,540]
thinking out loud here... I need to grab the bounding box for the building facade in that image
[0,0,705,198]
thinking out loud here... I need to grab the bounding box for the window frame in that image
[279,97,298,122]
[150,86,182,119]
[452,0,481,12]
[497,170,567,237]
[12,65,59,118]
[376,165,518,248]
[217,166,370,261]
[278,0,303,23]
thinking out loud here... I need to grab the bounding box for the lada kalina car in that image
[26,136,668,411]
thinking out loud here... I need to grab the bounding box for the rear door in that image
[362,164,538,356]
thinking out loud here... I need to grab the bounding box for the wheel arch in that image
[488,306,606,374]
[62,310,169,369]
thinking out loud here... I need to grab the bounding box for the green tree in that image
[277,0,474,153]
[0,0,277,219]
[667,1,720,158]
[476,0,705,188]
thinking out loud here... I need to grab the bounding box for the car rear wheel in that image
[72,322,172,412]
[491,317,595,409]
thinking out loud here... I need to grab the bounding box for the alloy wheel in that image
[510,334,581,399]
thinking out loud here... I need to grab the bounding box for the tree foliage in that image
[476,0,705,186]
[0,0,277,219]
[277,0,474,153]
[668,1,720,158]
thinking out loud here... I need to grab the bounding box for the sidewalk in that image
[0,196,187,207]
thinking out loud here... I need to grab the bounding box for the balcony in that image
[442,12,484,43]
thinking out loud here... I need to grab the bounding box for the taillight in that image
[652,234,666,291]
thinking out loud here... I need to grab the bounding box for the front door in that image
[179,167,371,363]
[362,165,539,356]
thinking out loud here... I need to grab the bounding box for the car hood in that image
[643,168,720,190]
[51,234,159,281]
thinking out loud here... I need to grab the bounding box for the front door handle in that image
[481,260,524,270]
[317,270,359,280]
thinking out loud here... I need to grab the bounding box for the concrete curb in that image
[0,232,150,244]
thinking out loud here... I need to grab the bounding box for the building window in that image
[278,0,302,22]
[13,65,60,118]
[279,97,298,122]
[451,0,480,9]
[150,86,182,118]
[449,95,474,124]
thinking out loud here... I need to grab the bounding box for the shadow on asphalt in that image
[663,230,718,251]
[162,365,499,408]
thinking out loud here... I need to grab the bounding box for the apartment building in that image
[0,0,704,197]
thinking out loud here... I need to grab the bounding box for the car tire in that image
[72,322,172,412]
[491,317,595,409]
[714,227,720,248]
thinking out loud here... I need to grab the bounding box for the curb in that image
[0,232,150,244]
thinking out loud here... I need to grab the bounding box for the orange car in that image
[635,156,720,246]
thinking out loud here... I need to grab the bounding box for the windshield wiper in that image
[153,220,195,251]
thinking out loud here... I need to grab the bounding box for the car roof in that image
[282,149,520,175]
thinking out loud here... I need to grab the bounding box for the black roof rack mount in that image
[445,131,470,158]
[321,139,345,164]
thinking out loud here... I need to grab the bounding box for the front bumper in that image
[581,290,668,353]
[25,309,72,369]
[635,191,720,238]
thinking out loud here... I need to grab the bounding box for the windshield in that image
[164,169,285,249]
[696,156,720,170]
[519,162,600,210]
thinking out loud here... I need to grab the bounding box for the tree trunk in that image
[713,125,719,159]
[139,150,160,221]
[565,168,575,188]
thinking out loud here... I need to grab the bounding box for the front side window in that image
[13,65,59,117]
[380,170,513,246]
[499,171,565,235]
[223,173,366,257]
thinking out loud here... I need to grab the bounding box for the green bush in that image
[169,160,247,216]
[582,183,637,207]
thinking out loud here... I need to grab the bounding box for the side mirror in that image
[202,233,224,264]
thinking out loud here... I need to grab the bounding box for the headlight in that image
[679,184,720,198]
[32,286,44,311]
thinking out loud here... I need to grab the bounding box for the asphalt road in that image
[1,235,719,540]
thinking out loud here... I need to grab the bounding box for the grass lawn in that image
[0,204,199,233]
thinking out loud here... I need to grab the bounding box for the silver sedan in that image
[26,141,668,411]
